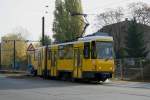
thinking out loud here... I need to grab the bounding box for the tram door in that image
[51,51,57,77]
[73,48,82,78]
[37,52,42,75]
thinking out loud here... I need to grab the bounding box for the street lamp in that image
[42,5,49,78]
[42,5,49,46]
[42,16,45,46]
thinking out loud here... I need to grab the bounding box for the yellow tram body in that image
[28,36,115,81]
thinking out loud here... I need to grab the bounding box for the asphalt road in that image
[0,73,150,100]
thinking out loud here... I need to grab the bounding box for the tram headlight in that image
[109,67,112,70]
[99,67,101,70]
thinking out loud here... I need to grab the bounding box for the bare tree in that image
[96,7,125,58]
[128,2,150,25]
[96,7,124,28]
[12,26,31,39]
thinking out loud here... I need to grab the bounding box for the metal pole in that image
[13,40,16,70]
[0,43,1,69]
[42,16,45,46]
[120,59,123,80]
[140,59,144,81]
[44,45,48,78]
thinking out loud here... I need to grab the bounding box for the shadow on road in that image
[0,74,102,90]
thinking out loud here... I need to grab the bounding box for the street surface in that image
[0,73,150,100]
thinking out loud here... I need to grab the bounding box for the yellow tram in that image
[27,35,115,81]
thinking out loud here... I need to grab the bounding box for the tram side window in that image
[51,53,54,66]
[58,45,64,59]
[54,52,57,66]
[91,41,96,59]
[58,44,73,59]
[84,42,90,59]
[51,52,57,66]
[59,49,65,59]
[65,44,73,59]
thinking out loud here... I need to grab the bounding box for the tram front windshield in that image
[96,42,113,59]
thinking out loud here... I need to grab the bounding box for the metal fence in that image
[0,60,28,71]
[114,58,150,81]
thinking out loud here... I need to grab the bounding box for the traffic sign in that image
[27,43,35,51]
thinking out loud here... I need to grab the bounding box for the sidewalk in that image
[105,79,150,89]
[0,69,26,74]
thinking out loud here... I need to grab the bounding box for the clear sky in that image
[0,0,150,41]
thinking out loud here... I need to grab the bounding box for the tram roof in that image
[48,36,113,47]
[78,36,113,41]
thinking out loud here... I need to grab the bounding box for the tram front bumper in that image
[82,72,112,79]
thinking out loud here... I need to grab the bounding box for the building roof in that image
[85,32,110,37]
